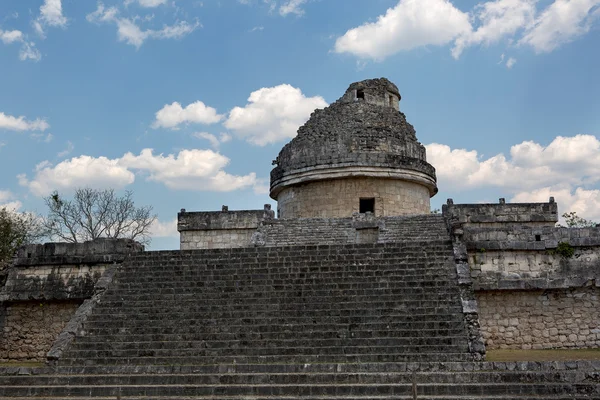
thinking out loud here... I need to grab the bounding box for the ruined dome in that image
[270,78,438,218]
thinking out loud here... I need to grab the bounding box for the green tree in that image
[0,208,45,269]
[44,188,157,245]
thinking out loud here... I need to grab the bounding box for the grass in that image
[487,348,600,362]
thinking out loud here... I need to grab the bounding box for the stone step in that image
[76,327,468,341]
[88,307,463,319]
[100,288,461,300]
[82,314,466,328]
[118,264,456,276]
[68,336,467,351]
[0,370,590,386]
[81,321,466,336]
[57,353,475,366]
[63,344,470,359]
[96,297,461,309]
[85,307,464,322]
[0,382,594,398]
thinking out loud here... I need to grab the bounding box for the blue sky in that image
[0,0,599,249]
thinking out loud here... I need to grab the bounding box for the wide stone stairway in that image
[0,216,598,398]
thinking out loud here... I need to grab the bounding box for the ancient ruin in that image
[0,78,599,398]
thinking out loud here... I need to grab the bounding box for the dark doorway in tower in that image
[360,198,375,214]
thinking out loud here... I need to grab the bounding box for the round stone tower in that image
[270,78,438,219]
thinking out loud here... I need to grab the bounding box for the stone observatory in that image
[270,78,438,218]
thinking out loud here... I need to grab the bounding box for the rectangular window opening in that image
[535,235,541,242]
[360,198,375,214]
[356,89,365,100]
[389,95,393,106]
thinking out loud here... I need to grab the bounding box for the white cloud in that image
[150,218,178,238]
[0,112,49,132]
[280,0,308,16]
[192,132,225,149]
[512,186,600,223]
[520,0,600,53]
[120,148,257,191]
[30,132,54,142]
[19,147,260,196]
[0,201,23,212]
[426,134,600,192]
[153,101,223,129]
[19,42,42,61]
[87,2,200,48]
[18,156,136,196]
[125,0,169,7]
[57,140,74,157]
[249,26,264,32]
[224,84,327,146]
[452,0,536,58]
[0,29,23,44]
[0,190,21,211]
[34,0,68,37]
[506,56,517,68]
[0,190,14,203]
[334,0,471,60]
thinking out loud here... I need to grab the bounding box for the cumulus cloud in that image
[280,0,308,16]
[150,218,178,237]
[30,132,54,143]
[506,56,517,68]
[34,0,68,37]
[120,149,257,191]
[57,140,74,157]
[18,156,135,196]
[0,29,23,44]
[334,0,471,60]
[125,0,169,7]
[192,132,231,149]
[19,148,259,196]
[519,0,600,53]
[19,42,42,62]
[0,190,22,211]
[426,134,600,192]
[335,0,600,60]
[0,190,14,203]
[512,186,600,223]
[153,101,223,129]
[0,112,49,132]
[87,2,200,48]
[224,84,327,146]
[452,0,536,59]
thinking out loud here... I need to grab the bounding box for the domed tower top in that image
[270,78,438,219]
[341,77,401,110]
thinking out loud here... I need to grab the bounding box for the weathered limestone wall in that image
[178,207,273,250]
[443,198,558,228]
[276,177,431,218]
[181,229,256,250]
[478,288,600,350]
[0,238,142,363]
[0,301,81,362]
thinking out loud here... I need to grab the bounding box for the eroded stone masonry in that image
[0,78,599,398]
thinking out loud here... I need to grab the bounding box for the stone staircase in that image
[0,217,598,398]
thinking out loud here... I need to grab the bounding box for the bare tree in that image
[0,208,46,269]
[43,188,157,244]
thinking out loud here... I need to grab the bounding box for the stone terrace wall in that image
[445,201,600,351]
[478,287,600,350]
[178,206,273,250]
[0,238,142,362]
[250,214,450,247]
[443,198,558,228]
[0,301,80,362]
